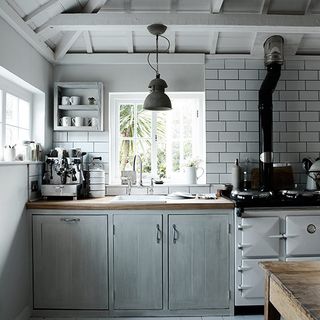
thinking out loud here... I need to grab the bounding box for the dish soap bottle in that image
[232,158,241,191]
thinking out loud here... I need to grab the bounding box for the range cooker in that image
[229,190,320,307]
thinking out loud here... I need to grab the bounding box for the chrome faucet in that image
[133,154,143,186]
[149,178,155,194]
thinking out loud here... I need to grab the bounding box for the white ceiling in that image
[1,0,320,63]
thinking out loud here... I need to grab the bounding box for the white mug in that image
[61,96,70,105]
[90,117,99,128]
[72,116,83,127]
[59,116,72,127]
[84,117,92,126]
[70,96,81,105]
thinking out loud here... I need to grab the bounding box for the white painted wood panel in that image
[168,214,229,310]
[113,214,163,310]
[33,215,108,309]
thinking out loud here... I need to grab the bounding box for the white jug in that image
[183,166,204,184]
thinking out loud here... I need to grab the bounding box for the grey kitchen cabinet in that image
[168,214,230,310]
[113,214,163,310]
[33,215,108,309]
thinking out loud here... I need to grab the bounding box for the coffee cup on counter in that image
[59,116,72,127]
[70,96,81,105]
[61,96,70,105]
[72,116,83,127]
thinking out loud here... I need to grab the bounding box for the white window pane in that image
[19,128,30,143]
[19,99,30,129]
[5,125,19,146]
[6,93,19,126]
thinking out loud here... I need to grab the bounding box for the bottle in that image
[232,158,241,191]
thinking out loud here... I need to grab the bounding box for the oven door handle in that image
[268,234,286,239]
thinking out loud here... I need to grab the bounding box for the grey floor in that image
[30,316,264,320]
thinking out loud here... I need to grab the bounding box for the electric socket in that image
[31,180,39,192]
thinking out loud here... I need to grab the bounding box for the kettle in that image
[302,158,320,191]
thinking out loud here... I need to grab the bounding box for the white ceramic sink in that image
[111,194,167,204]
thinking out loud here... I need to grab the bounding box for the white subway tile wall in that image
[51,58,320,190]
[205,58,320,186]
[53,131,109,183]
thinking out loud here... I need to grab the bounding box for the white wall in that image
[0,165,29,320]
[53,62,204,182]
[0,16,53,149]
[0,16,53,320]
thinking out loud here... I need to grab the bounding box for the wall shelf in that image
[54,82,104,132]
[58,104,99,111]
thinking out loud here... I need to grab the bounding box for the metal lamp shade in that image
[143,75,172,111]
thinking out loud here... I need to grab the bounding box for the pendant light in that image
[143,24,172,111]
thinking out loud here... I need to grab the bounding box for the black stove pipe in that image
[259,63,281,191]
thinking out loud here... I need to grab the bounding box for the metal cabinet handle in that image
[61,218,80,223]
[156,224,162,243]
[173,224,179,243]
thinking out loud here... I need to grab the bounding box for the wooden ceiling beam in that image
[127,30,134,53]
[36,12,320,34]
[305,0,312,14]
[24,0,61,25]
[260,0,271,14]
[0,1,55,62]
[208,32,219,54]
[55,30,82,59]
[211,0,224,13]
[83,30,93,53]
[82,0,109,13]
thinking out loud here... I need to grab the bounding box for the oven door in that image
[240,217,281,257]
[286,216,320,256]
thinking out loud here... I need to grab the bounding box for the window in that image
[109,92,205,184]
[0,77,32,150]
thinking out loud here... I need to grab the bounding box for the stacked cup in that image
[89,157,105,198]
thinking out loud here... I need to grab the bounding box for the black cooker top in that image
[227,189,320,208]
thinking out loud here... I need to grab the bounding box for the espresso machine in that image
[41,148,86,200]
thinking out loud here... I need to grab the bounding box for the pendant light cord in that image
[147,34,171,75]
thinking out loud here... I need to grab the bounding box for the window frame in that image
[109,92,205,185]
[0,76,33,149]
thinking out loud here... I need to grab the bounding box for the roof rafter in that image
[0,1,55,62]
[260,0,271,14]
[55,30,82,59]
[208,32,219,54]
[126,30,134,53]
[24,0,61,25]
[82,0,109,13]
[83,30,93,53]
[36,12,320,35]
[211,0,224,13]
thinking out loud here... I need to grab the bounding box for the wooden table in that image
[260,261,320,320]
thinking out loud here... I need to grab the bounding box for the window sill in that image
[0,161,43,166]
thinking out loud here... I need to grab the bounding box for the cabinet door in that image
[33,215,108,309]
[168,214,229,310]
[241,217,280,257]
[113,214,163,310]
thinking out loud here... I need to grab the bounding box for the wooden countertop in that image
[26,196,234,210]
[260,261,320,320]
